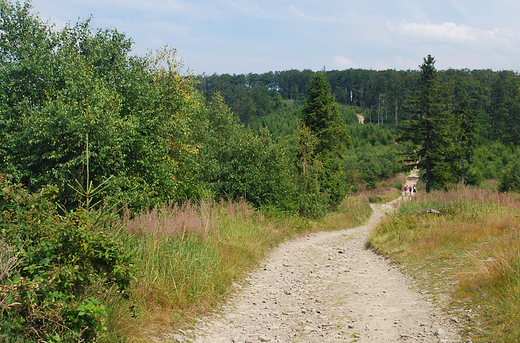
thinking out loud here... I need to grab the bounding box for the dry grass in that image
[0,242,21,311]
[120,200,220,238]
[366,187,520,342]
[357,173,405,204]
[321,194,373,231]
[361,187,402,204]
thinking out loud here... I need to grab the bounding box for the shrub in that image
[498,159,520,192]
[0,175,133,342]
[465,164,484,186]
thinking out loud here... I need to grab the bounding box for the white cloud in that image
[373,61,391,70]
[386,19,520,70]
[388,20,520,49]
[333,56,357,69]
[388,21,477,43]
[394,56,418,70]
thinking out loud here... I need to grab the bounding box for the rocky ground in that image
[167,184,463,343]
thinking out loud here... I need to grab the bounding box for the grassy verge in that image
[360,173,405,203]
[107,194,372,341]
[366,188,520,343]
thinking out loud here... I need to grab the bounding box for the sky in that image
[28,0,520,75]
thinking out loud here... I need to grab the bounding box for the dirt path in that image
[172,171,460,343]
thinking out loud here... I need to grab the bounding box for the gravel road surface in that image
[170,195,461,343]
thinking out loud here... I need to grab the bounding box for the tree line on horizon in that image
[196,65,520,146]
[196,60,520,192]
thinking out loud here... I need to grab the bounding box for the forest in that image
[1,0,520,341]
[195,61,520,191]
[196,65,520,144]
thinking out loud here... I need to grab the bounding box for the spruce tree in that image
[300,72,351,207]
[453,88,477,184]
[400,55,458,192]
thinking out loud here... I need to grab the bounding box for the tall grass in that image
[324,193,373,230]
[367,187,520,342]
[359,173,404,203]
[106,195,372,341]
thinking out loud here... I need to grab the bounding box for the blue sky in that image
[29,0,520,75]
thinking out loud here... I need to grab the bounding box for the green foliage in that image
[450,75,479,185]
[464,164,484,186]
[249,101,404,194]
[198,95,298,211]
[338,104,361,124]
[295,124,329,218]
[249,102,358,140]
[498,158,520,192]
[249,101,300,138]
[348,123,397,148]
[301,73,351,156]
[0,1,207,209]
[299,73,351,209]
[488,71,520,145]
[471,142,520,188]
[196,72,284,126]
[0,175,133,342]
[197,64,520,192]
[343,140,405,188]
[197,67,520,194]
[400,55,461,192]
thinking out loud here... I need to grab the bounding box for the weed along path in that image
[178,178,460,342]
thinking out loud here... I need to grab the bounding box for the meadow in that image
[366,187,520,342]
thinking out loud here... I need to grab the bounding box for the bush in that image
[0,175,133,342]
[464,164,484,186]
[200,96,298,212]
[498,159,520,192]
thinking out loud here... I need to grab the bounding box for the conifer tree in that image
[301,73,351,156]
[300,72,351,207]
[453,88,478,184]
[400,55,458,192]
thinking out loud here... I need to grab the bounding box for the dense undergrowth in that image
[0,175,133,342]
[366,188,520,343]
